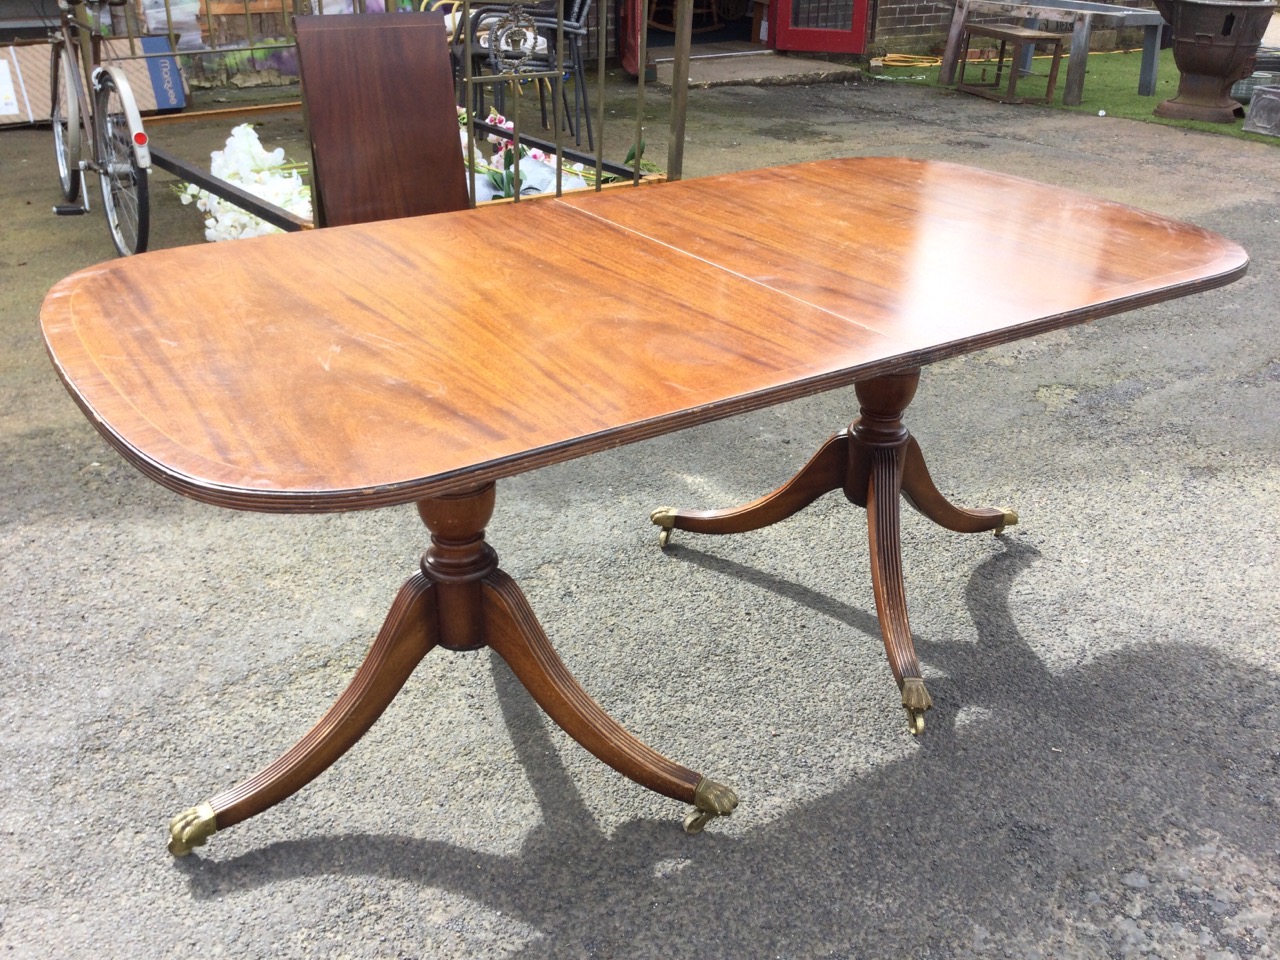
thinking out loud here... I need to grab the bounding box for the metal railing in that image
[38,0,702,247]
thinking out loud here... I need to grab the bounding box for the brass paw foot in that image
[650,506,677,549]
[994,508,1019,536]
[901,677,932,737]
[682,776,738,834]
[168,801,217,857]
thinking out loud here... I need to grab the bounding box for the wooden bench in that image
[940,0,1166,107]
[955,22,1068,103]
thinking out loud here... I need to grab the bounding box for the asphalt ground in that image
[1,70,1277,959]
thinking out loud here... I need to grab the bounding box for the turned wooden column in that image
[418,484,499,652]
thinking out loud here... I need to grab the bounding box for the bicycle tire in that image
[94,70,150,256]
[51,41,83,204]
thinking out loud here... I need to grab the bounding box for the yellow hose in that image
[881,53,943,67]
[880,47,1148,67]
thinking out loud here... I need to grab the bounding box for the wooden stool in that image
[955,23,1067,104]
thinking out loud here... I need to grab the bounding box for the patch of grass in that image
[878,47,1279,145]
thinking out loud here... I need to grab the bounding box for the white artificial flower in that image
[180,124,311,242]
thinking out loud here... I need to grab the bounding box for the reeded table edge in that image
[47,249,1246,515]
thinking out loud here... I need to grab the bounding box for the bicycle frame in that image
[51,0,152,254]
[45,0,678,253]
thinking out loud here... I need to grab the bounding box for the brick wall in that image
[871,0,953,54]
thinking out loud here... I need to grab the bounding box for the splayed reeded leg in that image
[648,367,1019,737]
[170,481,736,856]
[168,573,437,856]
[850,371,933,735]
[650,433,847,548]
[484,570,736,832]
[900,436,1017,535]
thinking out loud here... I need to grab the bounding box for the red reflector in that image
[134,131,148,146]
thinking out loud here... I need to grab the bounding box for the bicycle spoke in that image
[94,72,149,256]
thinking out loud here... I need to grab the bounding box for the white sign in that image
[0,60,19,117]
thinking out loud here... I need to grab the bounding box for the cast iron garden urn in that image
[1153,0,1276,121]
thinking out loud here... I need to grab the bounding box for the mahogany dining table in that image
[40,157,1248,856]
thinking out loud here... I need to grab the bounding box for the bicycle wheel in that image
[50,41,83,203]
[94,70,149,256]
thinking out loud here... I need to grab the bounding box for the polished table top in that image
[41,157,1247,513]
[41,156,1251,853]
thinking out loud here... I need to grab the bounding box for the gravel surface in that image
[1,73,1276,959]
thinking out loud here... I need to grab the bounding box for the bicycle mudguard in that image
[92,65,152,168]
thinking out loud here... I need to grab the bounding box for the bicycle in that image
[50,0,152,256]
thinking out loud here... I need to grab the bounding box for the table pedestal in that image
[168,484,737,856]
[651,369,1017,735]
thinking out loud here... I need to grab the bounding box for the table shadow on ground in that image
[174,542,1280,957]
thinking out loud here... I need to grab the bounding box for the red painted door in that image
[771,0,868,53]
[620,0,645,75]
